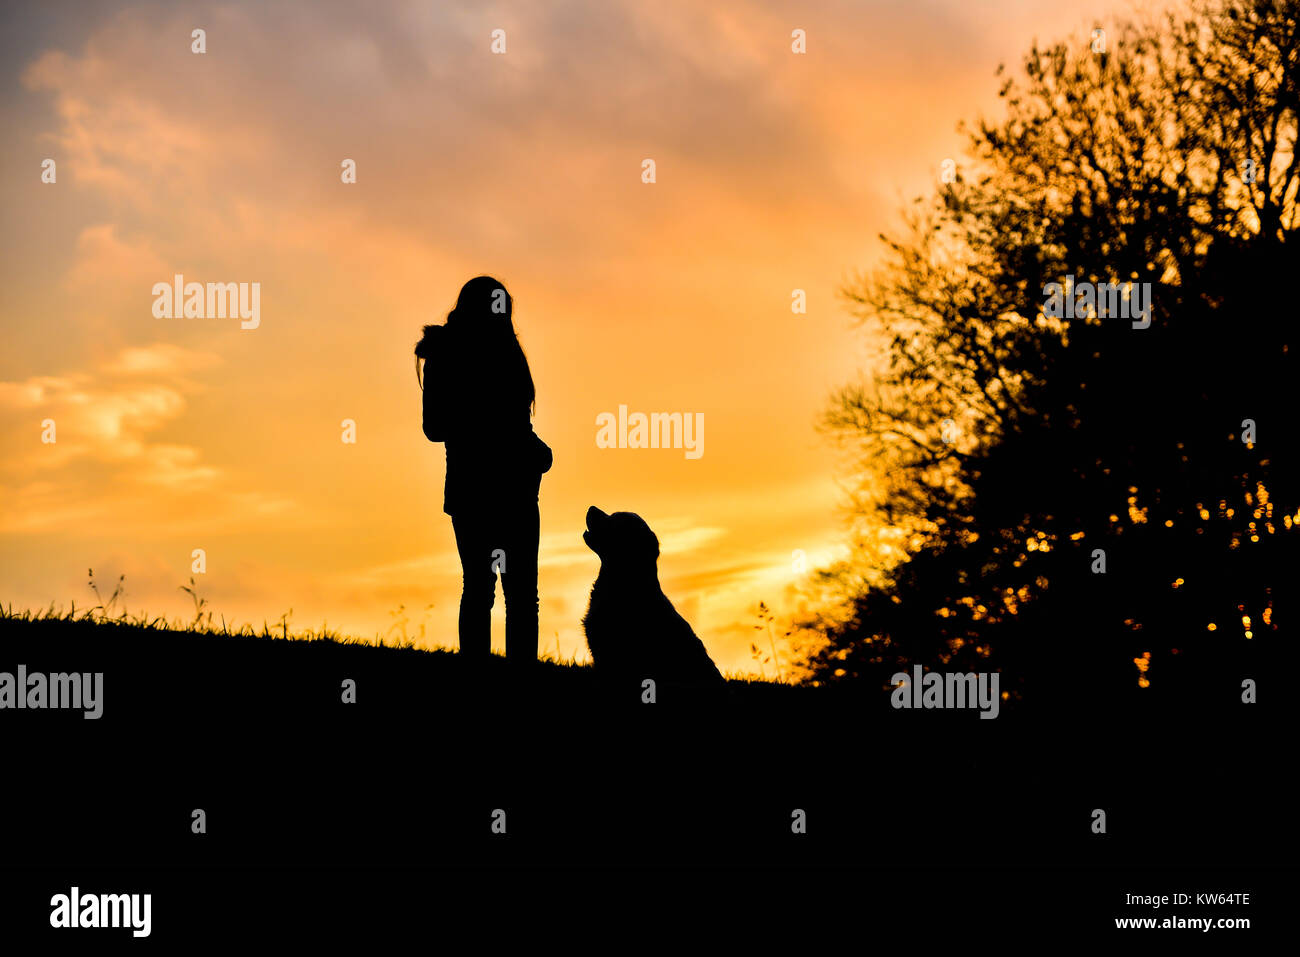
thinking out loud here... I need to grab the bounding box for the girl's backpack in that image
[415,324,452,442]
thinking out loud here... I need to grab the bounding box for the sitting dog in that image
[581,506,725,692]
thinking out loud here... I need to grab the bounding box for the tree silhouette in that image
[802,0,1298,716]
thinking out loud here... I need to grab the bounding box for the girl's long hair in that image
[414,276,535,413]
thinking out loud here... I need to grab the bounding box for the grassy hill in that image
[1,608,1292,871]
[0,604,820,712]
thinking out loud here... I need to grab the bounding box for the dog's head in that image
[584,506,660,568]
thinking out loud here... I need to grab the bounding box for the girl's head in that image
[447,275,514,336]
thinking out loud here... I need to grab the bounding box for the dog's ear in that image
[627,515,659,559]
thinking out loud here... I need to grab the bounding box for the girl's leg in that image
[501,502,540,665]
[451,511,495,659]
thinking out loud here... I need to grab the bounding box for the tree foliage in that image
[804,0,1298,714]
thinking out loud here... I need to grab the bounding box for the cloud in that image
[0,343,291,533]
[102,342,222,377]
[66,224,169,294]
[0,372,186,468]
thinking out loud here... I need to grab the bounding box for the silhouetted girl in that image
[415,276,551,664]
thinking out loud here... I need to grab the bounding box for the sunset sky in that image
[1,0,1128,675]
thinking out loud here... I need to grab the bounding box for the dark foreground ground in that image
[1,615,1294,940]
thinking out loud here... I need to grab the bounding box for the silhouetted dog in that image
[581,506,725,696]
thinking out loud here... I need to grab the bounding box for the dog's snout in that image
[586,506,608,529]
